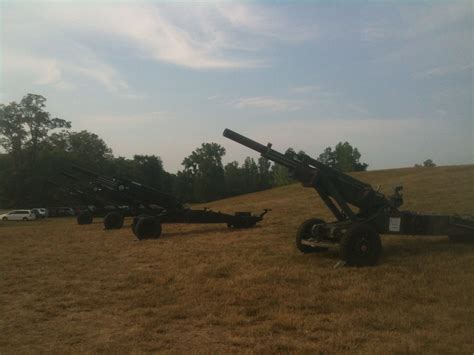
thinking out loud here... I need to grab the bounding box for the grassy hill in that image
[0,165,473,352]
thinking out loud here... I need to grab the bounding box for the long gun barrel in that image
[67,165,181,209]
[223,128,474,266]
[223,129,301,170]
[223,128,392,221]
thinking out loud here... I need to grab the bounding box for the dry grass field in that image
[1,165,473,352]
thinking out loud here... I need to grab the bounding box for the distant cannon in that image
[60,165,269,239]
[223,128,474,266]
[45,178,120,225]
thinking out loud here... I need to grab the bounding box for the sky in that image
[1,0,473,173]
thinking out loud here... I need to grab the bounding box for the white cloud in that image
[3,3,317,72]
[3,47,128,93]
[3,51,73,90]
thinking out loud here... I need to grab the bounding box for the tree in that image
[242,157,259,193]
[257,157,272,190]
[133,155,165,190]
[0,94,70,206]
[49,130,113,169]
[182,143,226,202]
[225,161,245,197]
[317,147,336,167]
[270,148,300,186]
[318,142,368,172]
[423,159,436,167]
[0,102,26,171]
[19,94,71,164]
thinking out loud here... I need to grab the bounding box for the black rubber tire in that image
[77,211,93,225]
[23,217,28,221]
[296,218,329,253]
[103,211,124,230]
[2,217,7,221]
[133,216,162,240]
[131,215,147,232]
[340,224,382,266]
[449,235,474,243]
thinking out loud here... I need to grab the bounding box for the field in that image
[1,165,473,352]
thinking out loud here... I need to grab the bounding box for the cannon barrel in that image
[223,129,270,155]
[223,128,301,170]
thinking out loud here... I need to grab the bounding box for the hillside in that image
[1,165,473,352]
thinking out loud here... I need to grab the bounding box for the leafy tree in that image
[270,148,300,186]
[20,94,70,163]
[225,161,245,197]
[257,156,272,190]
[317,147,336,167]
[182,143,226,202]
[0,94,70,206]
[133,155,166,190]
[49,130,113,169]
[318,142,368,172]
[0,102,26,170]
[174,170,195,203]
[242,157,259,193]
[423,159,436,167]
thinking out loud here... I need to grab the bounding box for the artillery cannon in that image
[223,128,474,266]
[63,165,269,239]
[53,171,134,227]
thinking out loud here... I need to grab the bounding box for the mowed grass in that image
[1,165,473,352]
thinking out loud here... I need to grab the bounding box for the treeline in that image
[0,94,368,208]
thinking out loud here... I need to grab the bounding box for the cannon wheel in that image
[103,211,124,230]
[77,211,93,225]
[296,218,329,253]
[340,224,381,266]
[133,216,162,240]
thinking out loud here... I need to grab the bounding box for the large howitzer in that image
[63,165,269,239]
[46,177,129,226]
[63,167,177,229]
[69,166,180,209]
[223,128,474,266]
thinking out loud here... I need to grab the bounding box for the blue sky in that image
[1,1,472,172]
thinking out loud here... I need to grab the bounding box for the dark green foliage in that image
[0,94,371,208]
[224,161,245,197]
[317,142,368,172]
[182,143,226,202]
[223,157,269,199]
[423,159,436,167]
[415,159,436,168]
[257,157,272,190]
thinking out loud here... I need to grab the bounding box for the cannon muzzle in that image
[223,129,270,155]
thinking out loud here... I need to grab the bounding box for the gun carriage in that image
[51,171,136,226]
[223,128,474,266]
[60,166,269,240]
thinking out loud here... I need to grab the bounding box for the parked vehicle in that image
[32,208,47,218]
[48,207,75,217]
[0,210,37,221]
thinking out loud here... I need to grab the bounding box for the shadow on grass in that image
[382,237,474,258]
[161,225,263,239]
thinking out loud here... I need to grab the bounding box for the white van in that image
[0,210,37,221]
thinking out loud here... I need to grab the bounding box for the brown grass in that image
[1,165,473,352]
